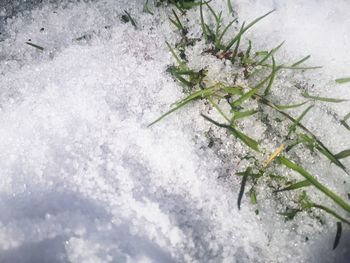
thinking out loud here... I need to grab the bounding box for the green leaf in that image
[335,77,350,84]
[302,91,348,103]
[275,180,311,192]
[201,114,260,151]
[278,156,350,214]
[335,149,350,159]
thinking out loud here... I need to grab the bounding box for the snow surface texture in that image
[0,0,349,262]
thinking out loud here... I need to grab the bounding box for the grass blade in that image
[333,222,342,250]
[149,86,216,126]
[166,41,185,67]
[311,203,350,226]
[302,91,348,103]
[224,10,275,52]
[122,10,137,28]
[263,56,277,95]
[275,180,311,192]
[200,0,208,43]
[230,22,244,63]
[25,42,44,51]
[216,18,237,49]
[201,114,260,151]
[288,105,313,136]
[335,150,350,159]
[257,41,284,66]
[275,101,309,110]
[291,55,311,67]
[233,110,258,120]
[278,156,350,213]
[143,0,154,15]
[227,0,234,15]
[231,71,273,107]
[237,169,249,210]
[335,77,350,84]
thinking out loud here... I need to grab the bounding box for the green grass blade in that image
[264,56,277,96]
[291,55,311,67]
[250,188,257,205]
[25,42,44,51]
[230,22,244,63]
[335,150,350,159]
[227,0,234,15]
[224,10,275,52]
[143,0,154,15]
[335,77,350,84]
[149,86,215,126]
[302,91,348,103]
[233,110,258,120]
[200,0,208,43]
[275,180,311,192]
[123,10,137,28]
[288,105,313,136]
[223,86,243,96]
[257,41,284,66]
[333,222,342,250]
[231,71,273,107]
[275,101,309,110]
[311,203,350,226]
[278,156,350,213]
[166,41,185,67]
[344,112,350,122]
[341,112,350,131]
[237,169,249,210]
[201,114,260,151]
[216,18,237,49]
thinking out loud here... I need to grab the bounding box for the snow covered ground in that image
[0,0,349,262]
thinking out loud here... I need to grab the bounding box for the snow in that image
[0,0,349,262]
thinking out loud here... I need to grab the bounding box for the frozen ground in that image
[0,0,349,262]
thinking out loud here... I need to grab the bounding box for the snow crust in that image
[0,0,349,262]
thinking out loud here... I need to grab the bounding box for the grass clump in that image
[148,1,350,249]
